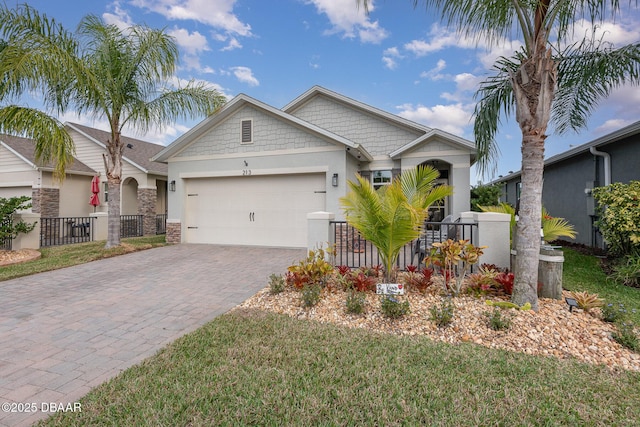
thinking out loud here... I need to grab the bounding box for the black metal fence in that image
[121,215,143,238]
[40,217,93,247]
[331,220,477,270]
[1,216,12,250]
[156,214,167,235]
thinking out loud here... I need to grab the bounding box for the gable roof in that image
[0,133,96,175]
[152,93,373,163]
[283,85,432,134]
[492,120,640,183]
[66,123,168,175]
[389,128,477,160]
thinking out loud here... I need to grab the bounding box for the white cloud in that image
[395,102,473,135]
[382,46,401,70]
[168,27,210,55]
[103,2,134,29]
[420,59,447,80]
[130,0,252,36]
[594,118,634,134]
[230,66,259,86]
[220,37,242,51]
[568,18,640,47]
[306,0,389,44]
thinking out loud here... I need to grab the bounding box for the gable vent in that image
[241,119,253,144]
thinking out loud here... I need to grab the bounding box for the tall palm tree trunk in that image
[510,42,557,311]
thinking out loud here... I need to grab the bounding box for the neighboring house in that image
[0,123,168,235]
[152,86,476,248]
[493,120,640,249]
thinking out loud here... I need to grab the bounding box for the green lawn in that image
[32,246,639,426]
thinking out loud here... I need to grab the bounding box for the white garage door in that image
[185,173,326,247]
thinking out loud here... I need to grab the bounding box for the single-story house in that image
[0,123,168,235]
[152,86,477,248]
[493,120,640,249]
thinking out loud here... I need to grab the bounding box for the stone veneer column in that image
[165,220,181,244]
[137,187,157,236]
[31,187,60,217]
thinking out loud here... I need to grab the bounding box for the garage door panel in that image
[185,174,325,247]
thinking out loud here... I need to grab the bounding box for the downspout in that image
[589,146,611,250]
[590,146,611,186]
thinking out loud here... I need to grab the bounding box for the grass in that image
[39,309,640,426]
[563,248,640,325]
[0,235,167,282]
[32,246,640,426]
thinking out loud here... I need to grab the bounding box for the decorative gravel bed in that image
[238,283,640,373]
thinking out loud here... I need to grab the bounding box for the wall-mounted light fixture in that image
[169,180,176,192]
[332,173,338,187]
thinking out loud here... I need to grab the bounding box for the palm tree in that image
[340,165,452,282]
[0,5,226,247]
[359,0,640,310]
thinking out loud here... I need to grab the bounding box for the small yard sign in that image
[376,283,405,295]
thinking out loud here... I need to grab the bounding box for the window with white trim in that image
[372,170,392,190]
[241,119,253,144]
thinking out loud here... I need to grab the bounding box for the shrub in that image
[0,196,36,241]
[602,303,637,323]
[484,307,512,331]
[494,272,515,295]
[380,295,410,319]
[470,183,502,212]
[612,322,639,352]
[430,297,455,327]
[592,181,640,256]
[466,265,500,296]
[428,239,487,296]
[345,291,366,314]
[608,252,640,288]
[286,246,335,289]
[570,291,604,313]
[268,273,285,294]
[400,267,434,293]
[301,283,322,307]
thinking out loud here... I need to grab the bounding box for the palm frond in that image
[0,106,74,178]
[473,54,520,178]
[553,40,640,134]
[542,207,577,241]
[340,167,451,280]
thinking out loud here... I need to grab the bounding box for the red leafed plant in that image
[494,272,515,295]
[401,267,434,293]
[337,265,351,276]
[351,271,377,292]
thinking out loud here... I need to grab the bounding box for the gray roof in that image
[0,133,96,175]
[66,123,168,175]
[492,120,640,183]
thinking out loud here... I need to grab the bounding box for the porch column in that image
[137,186,157,236]
[31,187,59,217]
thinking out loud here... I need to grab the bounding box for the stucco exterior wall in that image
[58,174,94,217]
[175,106,332,158]
[289,95,423,156]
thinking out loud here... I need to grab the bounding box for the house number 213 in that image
[242,169,252,176]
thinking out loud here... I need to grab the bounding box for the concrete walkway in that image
[0,244,305,426]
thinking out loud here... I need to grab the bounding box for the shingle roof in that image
[66,123,168,175]
[0,133,96,175]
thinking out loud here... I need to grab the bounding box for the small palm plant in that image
[479,204,576,243]
[340,165,452,283]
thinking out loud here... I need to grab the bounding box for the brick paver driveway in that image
[0,244,305,426]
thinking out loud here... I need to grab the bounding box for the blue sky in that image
[13,0,640,182]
